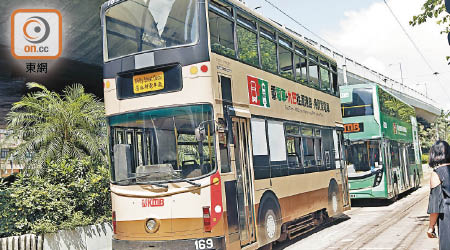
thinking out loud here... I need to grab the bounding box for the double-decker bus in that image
[101,0,350,249]
[340,83,422,200]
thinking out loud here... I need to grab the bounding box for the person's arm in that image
[428,213,438,238]
[427,171,442,238]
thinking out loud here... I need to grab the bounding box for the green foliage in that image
[410,0,449,33]
[422,153,429,164]
[417,111,450,153]
[211,43,235,58]
[0,157,111,237]
[5,83,107,170]
[410,0,449,60]
[378,87,415,123]
[260,37,277,73]
[236,26,259,67]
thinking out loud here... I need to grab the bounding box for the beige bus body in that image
[103,0,349,248]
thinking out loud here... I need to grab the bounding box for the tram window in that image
[308,59,320,88]
[209,11,235,58]
[295,54,307,83]
[237,26,259,67]
[260,36,277,73]
[279,46,294,80]
[320,68,331,92]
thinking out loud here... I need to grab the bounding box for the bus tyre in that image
[327,180,340,217]
[258,195,281,249]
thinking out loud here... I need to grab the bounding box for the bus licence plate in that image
[133,71,164,94]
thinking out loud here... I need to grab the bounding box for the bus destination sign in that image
[133,71,164,94]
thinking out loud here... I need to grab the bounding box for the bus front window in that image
[108,105,216,184]
[346,141,380,173]
[341,88,374,117]
[105,0,199,60]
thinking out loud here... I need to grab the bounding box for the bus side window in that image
[251,118,270,179]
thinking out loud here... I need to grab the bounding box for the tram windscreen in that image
[346,141,380,173]
[105,0,199,60]
[108,104,216,184]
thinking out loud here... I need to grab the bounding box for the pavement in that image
[273,164,440,250]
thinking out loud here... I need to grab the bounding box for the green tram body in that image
[340,83,422,199]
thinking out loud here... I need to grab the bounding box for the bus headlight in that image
[145,218,160,233]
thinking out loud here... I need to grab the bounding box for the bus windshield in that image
[341,88,374,118]
[346,141,380,173]
[104,0,199,60]
[108,104,216,184]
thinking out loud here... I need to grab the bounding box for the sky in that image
[245,0,450,111]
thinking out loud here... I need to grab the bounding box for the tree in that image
[5,83,106,170]
[410,0,450,59]
[410,0,449,33]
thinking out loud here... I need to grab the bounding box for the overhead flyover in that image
[307,42,442,123]
[0,0,105,127]
[338,69,441,124]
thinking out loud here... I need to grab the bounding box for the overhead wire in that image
[263,0,338,51]
[263,0,442,106]
[383,0,450,99]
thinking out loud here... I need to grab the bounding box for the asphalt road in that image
[273,166,439,250]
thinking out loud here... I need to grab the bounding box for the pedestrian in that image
[427,140,450,250]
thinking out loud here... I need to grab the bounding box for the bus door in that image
[400,145,410,189]
[383,140,393,195]
[334,130,350,207]
[226,116,256,247]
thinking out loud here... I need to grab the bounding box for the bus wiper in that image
[136,181,169,188]
[171,178,201,187]
[115,174,169,188]
[166,171,201,187]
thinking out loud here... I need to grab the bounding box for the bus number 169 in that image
[195,239,214,249]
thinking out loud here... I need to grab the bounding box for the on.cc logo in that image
[11,9,62,59]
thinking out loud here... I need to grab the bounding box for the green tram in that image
[340,83,422,200]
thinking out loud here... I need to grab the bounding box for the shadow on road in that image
[350,187,419,207]
[273,215,351,250]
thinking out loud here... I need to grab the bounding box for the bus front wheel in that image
[258,194,281,249]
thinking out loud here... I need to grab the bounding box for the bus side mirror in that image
[114,144,132,181]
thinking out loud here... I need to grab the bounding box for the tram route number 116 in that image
[195,238,214,249]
